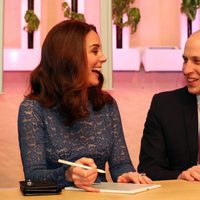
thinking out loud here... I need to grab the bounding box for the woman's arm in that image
[107,101,135,180]
[18,99,70,187]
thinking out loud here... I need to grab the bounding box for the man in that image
[138,30,200,181]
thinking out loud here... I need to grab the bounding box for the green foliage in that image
[24,10,40,33]
[112,0,141,34]
[181,0,200,20]
[62,2,85,22]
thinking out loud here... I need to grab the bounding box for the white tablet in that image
[65,182,161,194]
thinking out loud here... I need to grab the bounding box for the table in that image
[1,180,200,200]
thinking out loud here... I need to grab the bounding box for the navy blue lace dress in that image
[18,98,135,187]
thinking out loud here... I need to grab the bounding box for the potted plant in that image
[181,0,200,37]
[23,0,40,49]
[112,0,141,71]
[112,0,141,48]
[62,1,85,22]
[23,10,40,49]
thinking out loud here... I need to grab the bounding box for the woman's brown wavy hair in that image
[27,20,113,125]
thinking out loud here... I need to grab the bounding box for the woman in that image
[18,20,151,192]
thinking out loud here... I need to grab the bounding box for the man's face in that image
[183,34,200,94]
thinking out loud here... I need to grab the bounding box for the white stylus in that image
[58,159,106,174]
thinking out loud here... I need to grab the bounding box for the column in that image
[0,0,4,93]
[100,0,112,89]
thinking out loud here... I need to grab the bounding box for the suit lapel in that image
[184,94,198,165]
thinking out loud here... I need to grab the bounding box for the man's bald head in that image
[183,29,200,95]
[185,30,200,49]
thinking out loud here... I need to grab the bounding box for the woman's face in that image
[85,30,106,86]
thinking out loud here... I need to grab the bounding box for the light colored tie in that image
[198,122,200,164]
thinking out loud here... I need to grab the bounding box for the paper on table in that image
[65,182,161,194]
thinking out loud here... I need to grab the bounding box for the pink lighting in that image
[4,49,41,71]
[3,1,200,71]
[142,47,183,71]
[10,50,18,63]
[4,0,41,71]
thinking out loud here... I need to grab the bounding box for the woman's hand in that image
[117,172,152,184]
[65,157,99,192]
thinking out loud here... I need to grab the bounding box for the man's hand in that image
[178,165,200,181]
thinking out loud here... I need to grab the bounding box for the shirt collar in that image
[197,94,200,106]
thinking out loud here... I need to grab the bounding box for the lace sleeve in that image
[108,101,135,181]
[18,99,70,186]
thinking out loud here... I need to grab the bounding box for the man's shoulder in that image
[154,86,188,98]
[152,86,196,106]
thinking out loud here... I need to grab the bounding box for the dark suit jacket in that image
[138,86,198,180]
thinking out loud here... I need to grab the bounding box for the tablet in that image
[65,182,161,194]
